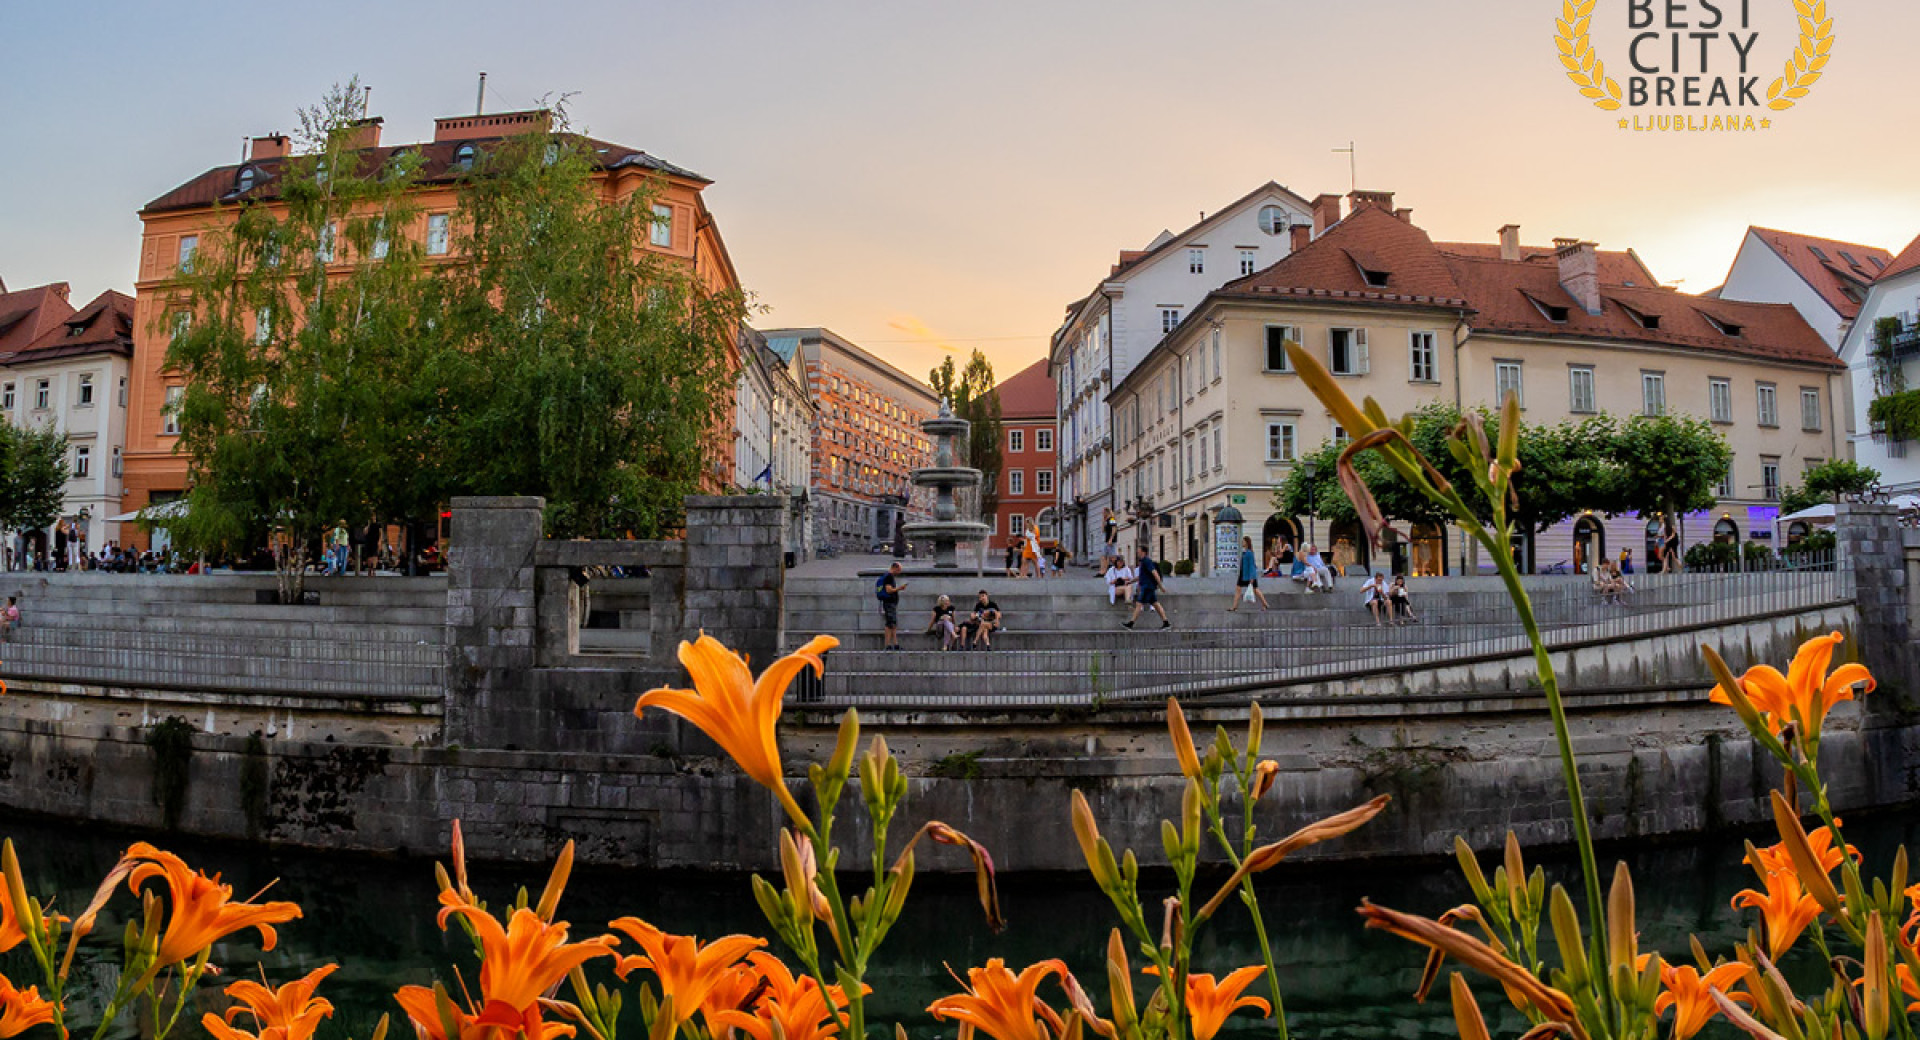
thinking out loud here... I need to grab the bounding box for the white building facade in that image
[1838,236,1920,490]
[1049,182,1316,557]
[0,291,136,554]
[737,329,817,559]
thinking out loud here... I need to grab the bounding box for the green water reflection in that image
[7,811,1920,1040]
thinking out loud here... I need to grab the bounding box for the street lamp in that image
[1302,459,1318,546]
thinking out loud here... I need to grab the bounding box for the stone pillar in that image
[1838,502,1909,701]
[680,496,786,667]
[443,497,543,747]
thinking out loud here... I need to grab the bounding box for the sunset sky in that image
[4,0,1917,384]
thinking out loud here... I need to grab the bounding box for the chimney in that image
[338,116,383,151]
[1393,207,1414,224]
[1498,225,1522,261]
[1311,193,1343,236]
[250,134,291,160]
[1290,222,1312,252]
[1556,240,1602,315]
[1347,189,1396,215]
[433,109,554,143]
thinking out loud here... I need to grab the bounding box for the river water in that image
[5,810,1918,1040]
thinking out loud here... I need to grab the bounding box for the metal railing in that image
[804,550,1851,708]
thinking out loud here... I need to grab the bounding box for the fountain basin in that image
[911,468,983,488]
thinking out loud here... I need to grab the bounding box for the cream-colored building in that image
[1109,193,1847,576]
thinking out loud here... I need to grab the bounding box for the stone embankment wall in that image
[0,500,1914,872]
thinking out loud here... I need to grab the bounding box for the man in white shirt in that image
[1303,543,1335,591]
[1104,560,1136,605]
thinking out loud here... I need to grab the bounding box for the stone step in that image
[0,575,449,608]
[8,611,446,644]
[6,599,446,627]
[6,626,446,662]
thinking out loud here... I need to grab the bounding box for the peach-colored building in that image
[123,108,744,539]
[991,358,1057,549]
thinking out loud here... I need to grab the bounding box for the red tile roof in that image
[1205,206,1838,370]
[1218,205,1470,309]
[1878,234,1920,284]
[0,283,75,356]
[1444,254,1840,368]
[143,133,709,215]
[5,290,134,363]
[995,357,1056,421]
[1743,227,1893,319]
[1433,241,1659,287]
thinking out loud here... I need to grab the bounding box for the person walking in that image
[1124,547,1171,629]
[1619,548,1634,575]
[326,520,351,576]
[1660,520,1681,574]
[875,562,908,650]
[1228,536,1270,612]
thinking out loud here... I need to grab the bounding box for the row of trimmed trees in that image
[160,83,742,600]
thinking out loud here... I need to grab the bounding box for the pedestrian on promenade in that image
[327,520,351,576]
[1660,520,1681,573]
[1228,536,1269,612]
[1003,540,1020,577]
[1123,547,1171,630]
[1101,535,1119,570]
[1,596,19,640]
[875,562,907,650]
[1619,548,1634,575]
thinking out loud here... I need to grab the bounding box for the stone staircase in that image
[0,573,448,703]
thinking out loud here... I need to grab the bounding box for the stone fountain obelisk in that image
[903,399,990,569]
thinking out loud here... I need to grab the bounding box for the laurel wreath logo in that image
[1556,0,1624,111]
[1766,0,1835,110]
[1556,0,1835,115]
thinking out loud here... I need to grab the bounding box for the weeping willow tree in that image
[163,80,746,600]
[165,78,435,602]
[433,108,742,538]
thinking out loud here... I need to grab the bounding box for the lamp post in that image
[1302,459,1318,547]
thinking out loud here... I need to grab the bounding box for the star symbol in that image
[1760,118,1772,129]
[1618,118,1630,129]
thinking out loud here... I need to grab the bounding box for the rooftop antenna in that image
[1333,141,1356,192]
[475,72,487,116]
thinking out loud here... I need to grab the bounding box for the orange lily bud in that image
[1198,796,1389,920]
[1454,837,1494,908]
[1250,761,1280,801]
[535,841,574,923]
[1166,699,1202,783]
[1159,897,1182,955]
[1105,929,1137,1032]
[1246,705,1265,760]
[1071,790,1118,893]
[1770,791,1843,918]
[825,709,860,786]
[1607,862,1637,972]
[1503,833,1526,915]
[1865,914,1890,1040]
[1283,340,1374,438]
[1449,973,1493,1040]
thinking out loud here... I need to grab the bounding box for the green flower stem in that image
[1206,806,1289,1040]
[796,811,864,1040]
[1482,527,1611,1014]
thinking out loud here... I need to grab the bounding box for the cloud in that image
[885,315,962,354]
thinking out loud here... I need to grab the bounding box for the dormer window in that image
[1619,303,1661,330]
[1703,313,1744,337]
[1359,266,1390,288]
[236,166,257,192]
[1257,206,1291,236]
[1840,250,1860,268]
[454,144,477,172]
[1809,245,1829,262]
[1525,293,1570,323]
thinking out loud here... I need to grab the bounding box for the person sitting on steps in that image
[926,594,961,651]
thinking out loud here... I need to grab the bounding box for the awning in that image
[104,500,188,524]
[1777,503,1835,524]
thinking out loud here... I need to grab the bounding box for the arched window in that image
[454,144,476,172]
[236,166,257,193]
[1258,205,1291,236]
[1713,517,1739,544]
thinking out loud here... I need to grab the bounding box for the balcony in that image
[1891,323,1920,360]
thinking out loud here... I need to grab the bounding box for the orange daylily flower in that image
[609,918,764,1025]
[715,952,861,1040]
[124,843,302,975]
[436,903,613,1020]
[697,962,767,1040]
[0,975,55,1040]
[1897,964,1920,1014]
[1654,961,1752,1040]
[1710,631,1873,740]
[927,958,1072,1040]
[1731,831,1852,960]
[0,883,23,956]
[202,964,337,1040]
[394,985,478,1040]
[634,634,837,829]
[1141,966,1270,1040]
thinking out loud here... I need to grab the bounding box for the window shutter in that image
[1356,328,1370,374]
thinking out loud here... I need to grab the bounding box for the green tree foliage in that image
[929,350,1004,520]
[161,82,744,599]
[0,425,71,534]
[1275,408,1730,540]
[435,114,740,539]
[165,78,430,602]
[1779,458,1881,515]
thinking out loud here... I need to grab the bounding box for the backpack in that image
[874,575,895,603]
